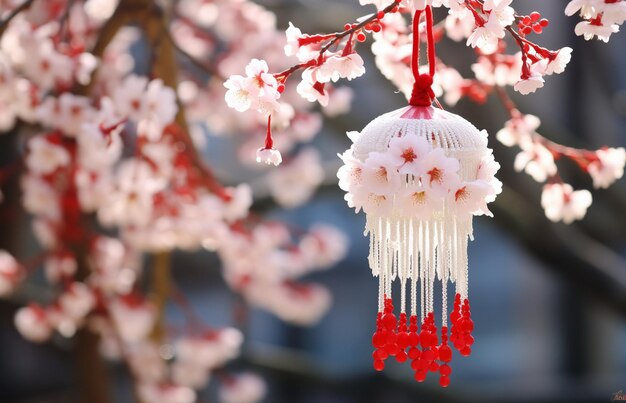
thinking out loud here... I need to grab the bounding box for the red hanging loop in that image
[409,6,437,107]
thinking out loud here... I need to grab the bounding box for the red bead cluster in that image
[517,12,549,36]
[371,294,474,387]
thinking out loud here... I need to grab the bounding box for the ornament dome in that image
[352,106,489,181]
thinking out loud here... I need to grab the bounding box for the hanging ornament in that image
[337,6,502,387]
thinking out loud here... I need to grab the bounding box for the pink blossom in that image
[541,183,592,224]
[15,304,52,343]
[268,148,324,207]
[396,183,440,219]
[323,86,354,117]
[138,382,196,403]
[316,53,366,83]
[574,20,619,42]
[296,67,329,106]
[362,151,402,195]
[175,328,243,369]
[496,114,541,147]
[219,373,266,403]
[514,141,557,182]
[25,136,71,175]
[544,47,573,75]
[0,250,22,296]
[513,72,545,95]
[587,147,626,189]
[337,148,364,193]
[466,13,505,55]
[448,180,494,217]
[256,147,282,166]
[387,135,430,174]
[483,0,515,27]
[44,253,77,283]
[58,282,95,321]
[419,148,461,197]
[110,294,156,343]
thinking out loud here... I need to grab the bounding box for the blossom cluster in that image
[338,134,502,218]
[497,112,625,223]
[566,0,626,42]
[0,0,353,401]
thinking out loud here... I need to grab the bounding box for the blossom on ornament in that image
[284,22,303,58]
[513,71,545,95]
[25,136,71,175]
[256,147,282,166]
[0,250,22,297]
[14,304,52,343]
[587,147,626,189]
[362,151,402,195]
[337,148,364,193]
[219,373,266,403]
[396,182,439,218]
[476,152,503,203]
[448,180,494,217]
[387,135,430,174]
[541,183,592,224]
[419,148,461,197]
[514,141,557,182]
[565,0,603,19]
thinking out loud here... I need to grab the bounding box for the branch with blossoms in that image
[0,0,350,402]
[224,0,625,224]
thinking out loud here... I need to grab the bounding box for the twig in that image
[161,20,226,80]
[274,0,401,79]
[0,0,35,38]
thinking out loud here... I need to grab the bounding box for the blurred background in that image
[1,0,625,402]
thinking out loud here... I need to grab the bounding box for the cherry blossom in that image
[419,148,461,197]
[513,72,545,95]
[387,135,430,174]
[466,13,506,55]
[15,304,52,343]
[448,180,494,217]
[25,136,71,175]
[574,19,620,42]
[268,148,325,207]
[219,373,267,403]
[514,141,557,182]
[316,53,366,83]
[396,182,440,218]
[362,151,403,195]
[0,250,22,296]
[496,114,541,147]
[587,147,626,189]
[256,147,283,166]
[541,183,592,224]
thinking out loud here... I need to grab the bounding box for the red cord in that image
[264,115,273,149]
[409,6,436,107]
